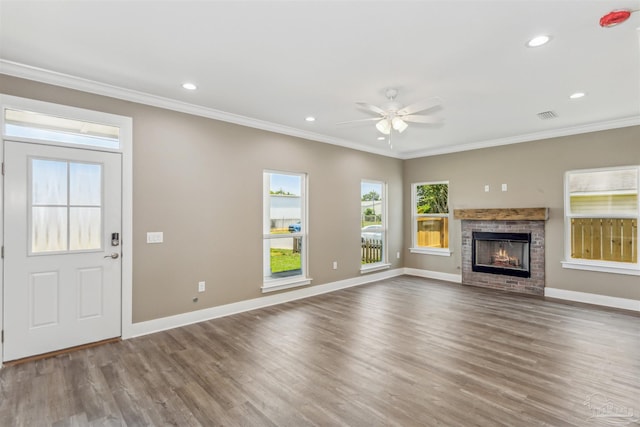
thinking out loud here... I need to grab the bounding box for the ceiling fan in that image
[338,88,442,135]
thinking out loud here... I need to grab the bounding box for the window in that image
[563,166,639,275]
[4,108,120,149]
[410,182,450,255]
[263,171,310,292]
[361,180,388,271]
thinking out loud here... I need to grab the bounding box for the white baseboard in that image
[127,268,405,339]
[129,270,639,340]
[544,287,640,312]
[403,268,462,283]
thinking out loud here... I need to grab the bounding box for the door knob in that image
[104,253,119,259]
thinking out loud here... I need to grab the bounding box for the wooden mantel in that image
[453,208,549,221]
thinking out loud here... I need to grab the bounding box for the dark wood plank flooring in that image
[1,276,638,426]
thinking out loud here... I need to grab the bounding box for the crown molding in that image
[0,60,402,159]
[2,60,636,161]
[399,115,640,159]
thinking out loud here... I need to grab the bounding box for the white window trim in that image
[562,165,639,275]
[561,260,640,276]
[262,277,312,293]
[262,170,310,292]
[360,180,388,271]
[1,96,125,153]
[409,247,452,256]
[361,262,391,274]
[410,181,451,255]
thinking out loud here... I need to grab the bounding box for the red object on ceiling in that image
[599,10,632,27]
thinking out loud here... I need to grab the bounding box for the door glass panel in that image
[32,207,68,253]
[70,162,102,206]
[70,207,102,250]
[29,159,103,254]
[31,159,67,205]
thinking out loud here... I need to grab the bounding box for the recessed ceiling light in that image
[377,136,385,141]
[569,92,586,99]
[182,83,197,90]
[526,35,551,47]
[305,116,316,122]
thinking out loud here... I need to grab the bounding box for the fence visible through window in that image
[571,218,637,263]
[416,217,449,248]
[361,239,382,264]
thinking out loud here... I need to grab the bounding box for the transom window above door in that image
[3,107,121,150]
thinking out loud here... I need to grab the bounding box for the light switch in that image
[146,231,163,243]
[484,185,490,192]
[502,183,508,192]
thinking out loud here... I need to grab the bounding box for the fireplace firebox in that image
[472,232,531,278]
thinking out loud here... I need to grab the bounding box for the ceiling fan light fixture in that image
[376,119,391,135]
[392,117,408,133]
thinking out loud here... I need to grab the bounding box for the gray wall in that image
[2,74,638,323]
[0,75,404,323]
[403,126,640,301]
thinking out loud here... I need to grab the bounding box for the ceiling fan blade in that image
[355,102,386,116]
[397,97,441,116]
[401,115,442,124]
[336,117,384,125]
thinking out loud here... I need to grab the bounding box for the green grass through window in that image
[270,248,301,273]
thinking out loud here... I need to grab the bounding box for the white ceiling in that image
[1,0,639,159]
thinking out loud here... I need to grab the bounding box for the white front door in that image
[3,141,122,361]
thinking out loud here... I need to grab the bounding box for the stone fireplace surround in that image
[454,208,548,296]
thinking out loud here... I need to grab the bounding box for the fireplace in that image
[454,208,548,296]
[472,232,531,278]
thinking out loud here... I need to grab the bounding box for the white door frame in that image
[0,94,134,365]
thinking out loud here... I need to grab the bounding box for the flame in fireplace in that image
[492,246,520,267]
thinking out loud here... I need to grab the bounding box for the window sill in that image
[409,247,452,257]
[262,277,312,293]
[562,260,640,276]
[360,263,391,274]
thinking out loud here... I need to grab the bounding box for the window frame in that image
[410,181,452,256]
[562,165,640,276]
[360,179,390,273]
[262,170,311,292]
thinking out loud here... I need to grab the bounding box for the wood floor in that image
[1,276,638,426]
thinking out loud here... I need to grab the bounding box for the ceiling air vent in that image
[537,110,558,120]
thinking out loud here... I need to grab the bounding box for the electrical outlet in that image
[198,281,205,292]
[397,251,400,259]
[332,261,338,270]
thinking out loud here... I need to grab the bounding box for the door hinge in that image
[1,330,3,344]
[1,162,4,175]
[1,246,3,259]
